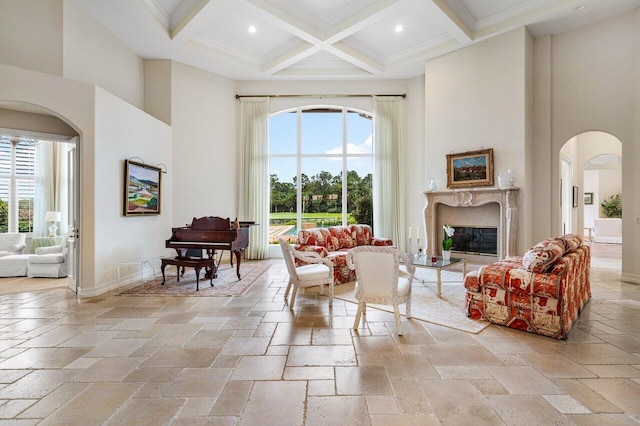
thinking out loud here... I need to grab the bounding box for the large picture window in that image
[269,107,373,243]
[0,137,36,233]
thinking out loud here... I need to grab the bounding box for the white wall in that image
[170,62,237,226]
[63,0,144,109]
[424,28,529,254]
[0,0,64,76]
[93,88,172,294]
[0,109,77,136]
[0,63,97,290]
[144,60,173,125]
[547,10,639,283]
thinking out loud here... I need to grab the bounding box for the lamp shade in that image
[45,211,61,222]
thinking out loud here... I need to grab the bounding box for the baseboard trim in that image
[78,278,122,298]
[621,273,640,285]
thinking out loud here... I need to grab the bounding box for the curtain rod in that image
[235,93,406,99]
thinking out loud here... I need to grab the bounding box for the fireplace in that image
[423,187,519,260]
[451,226,498,256]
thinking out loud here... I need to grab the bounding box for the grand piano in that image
[165,216,254,279]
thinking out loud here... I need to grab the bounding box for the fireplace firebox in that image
[452,226,498,256]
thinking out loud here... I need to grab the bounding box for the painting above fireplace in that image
[451,226,498,256]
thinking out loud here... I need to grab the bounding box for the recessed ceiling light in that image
[248,25,256,33]
[575,4,587,12]
[395,24,403,33]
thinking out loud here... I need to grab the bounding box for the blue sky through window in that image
[269,109,373,182]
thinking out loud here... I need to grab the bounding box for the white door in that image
[561,156,572,235]
[66,141,79,293]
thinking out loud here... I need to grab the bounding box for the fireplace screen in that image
[452,226,498,256]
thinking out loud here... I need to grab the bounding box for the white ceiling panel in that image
[195,5,295,59]
[267,0,376,31]
[347,6,447,58]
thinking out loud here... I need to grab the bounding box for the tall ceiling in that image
[73,0,640,81]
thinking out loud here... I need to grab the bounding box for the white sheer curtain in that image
[238,97,270,259]
[34,141,65,237]
[373,96,406,251]
[34,141,54,237]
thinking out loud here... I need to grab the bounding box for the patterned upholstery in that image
[295,225,393,285]
[464,234,591,339]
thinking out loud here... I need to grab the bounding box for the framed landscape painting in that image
[124,160,161,216]
[446,148,494,189]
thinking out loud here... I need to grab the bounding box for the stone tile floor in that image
[0,243,638,425]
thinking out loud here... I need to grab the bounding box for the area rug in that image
[118,263,270,297]
[331,268,489,334]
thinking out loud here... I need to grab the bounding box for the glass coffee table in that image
[409,255,467,298]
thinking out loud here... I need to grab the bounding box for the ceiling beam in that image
[262,43,320,75]
[170,0,220,41]
[421,0,473,44]
[322,0,402,44]
[244,0,397,75]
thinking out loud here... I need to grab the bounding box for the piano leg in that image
[233,249,244,279]
[194,265,201,291]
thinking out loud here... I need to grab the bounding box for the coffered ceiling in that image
[72,0,640,80]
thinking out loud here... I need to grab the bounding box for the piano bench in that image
[161,257,215,291]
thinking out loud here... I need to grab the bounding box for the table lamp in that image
[45,211,61,237]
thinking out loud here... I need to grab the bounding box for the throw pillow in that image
[329,226,355,249]
[522,239,565,273]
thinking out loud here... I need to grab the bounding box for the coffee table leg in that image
[436,269,442,298]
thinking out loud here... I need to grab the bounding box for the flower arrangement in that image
[442,225,455,251]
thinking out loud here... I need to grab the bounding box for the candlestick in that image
[408,236,412,255]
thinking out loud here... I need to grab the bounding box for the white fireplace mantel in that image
[423,187,519,260]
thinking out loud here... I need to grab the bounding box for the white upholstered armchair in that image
[27,236,68,278]
[346,246,415,336]
[0,233,26,256]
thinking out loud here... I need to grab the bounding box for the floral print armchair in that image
[464,234,590,339]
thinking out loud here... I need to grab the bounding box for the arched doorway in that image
[559,131,622,245]
[0,101,81,293]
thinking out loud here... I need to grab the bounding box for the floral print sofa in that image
[295,225,392,285]
[464,234,590,339]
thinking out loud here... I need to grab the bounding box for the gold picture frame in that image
[446,148,494,189]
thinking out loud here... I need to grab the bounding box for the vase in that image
[498,172,507,189]
[428,177,437,191]
[442,250,451,261]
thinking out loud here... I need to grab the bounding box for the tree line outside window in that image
[0,136,36,233]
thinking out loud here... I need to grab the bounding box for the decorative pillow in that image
[351,225,372,246]
[329,226,355,249]
[557,234,582,253]
[522,239,565,273]
[297,228,334,250]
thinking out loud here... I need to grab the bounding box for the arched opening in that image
[559,131,622,248]
[0,101,81,293]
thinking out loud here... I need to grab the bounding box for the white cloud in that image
[325,135,372,156]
